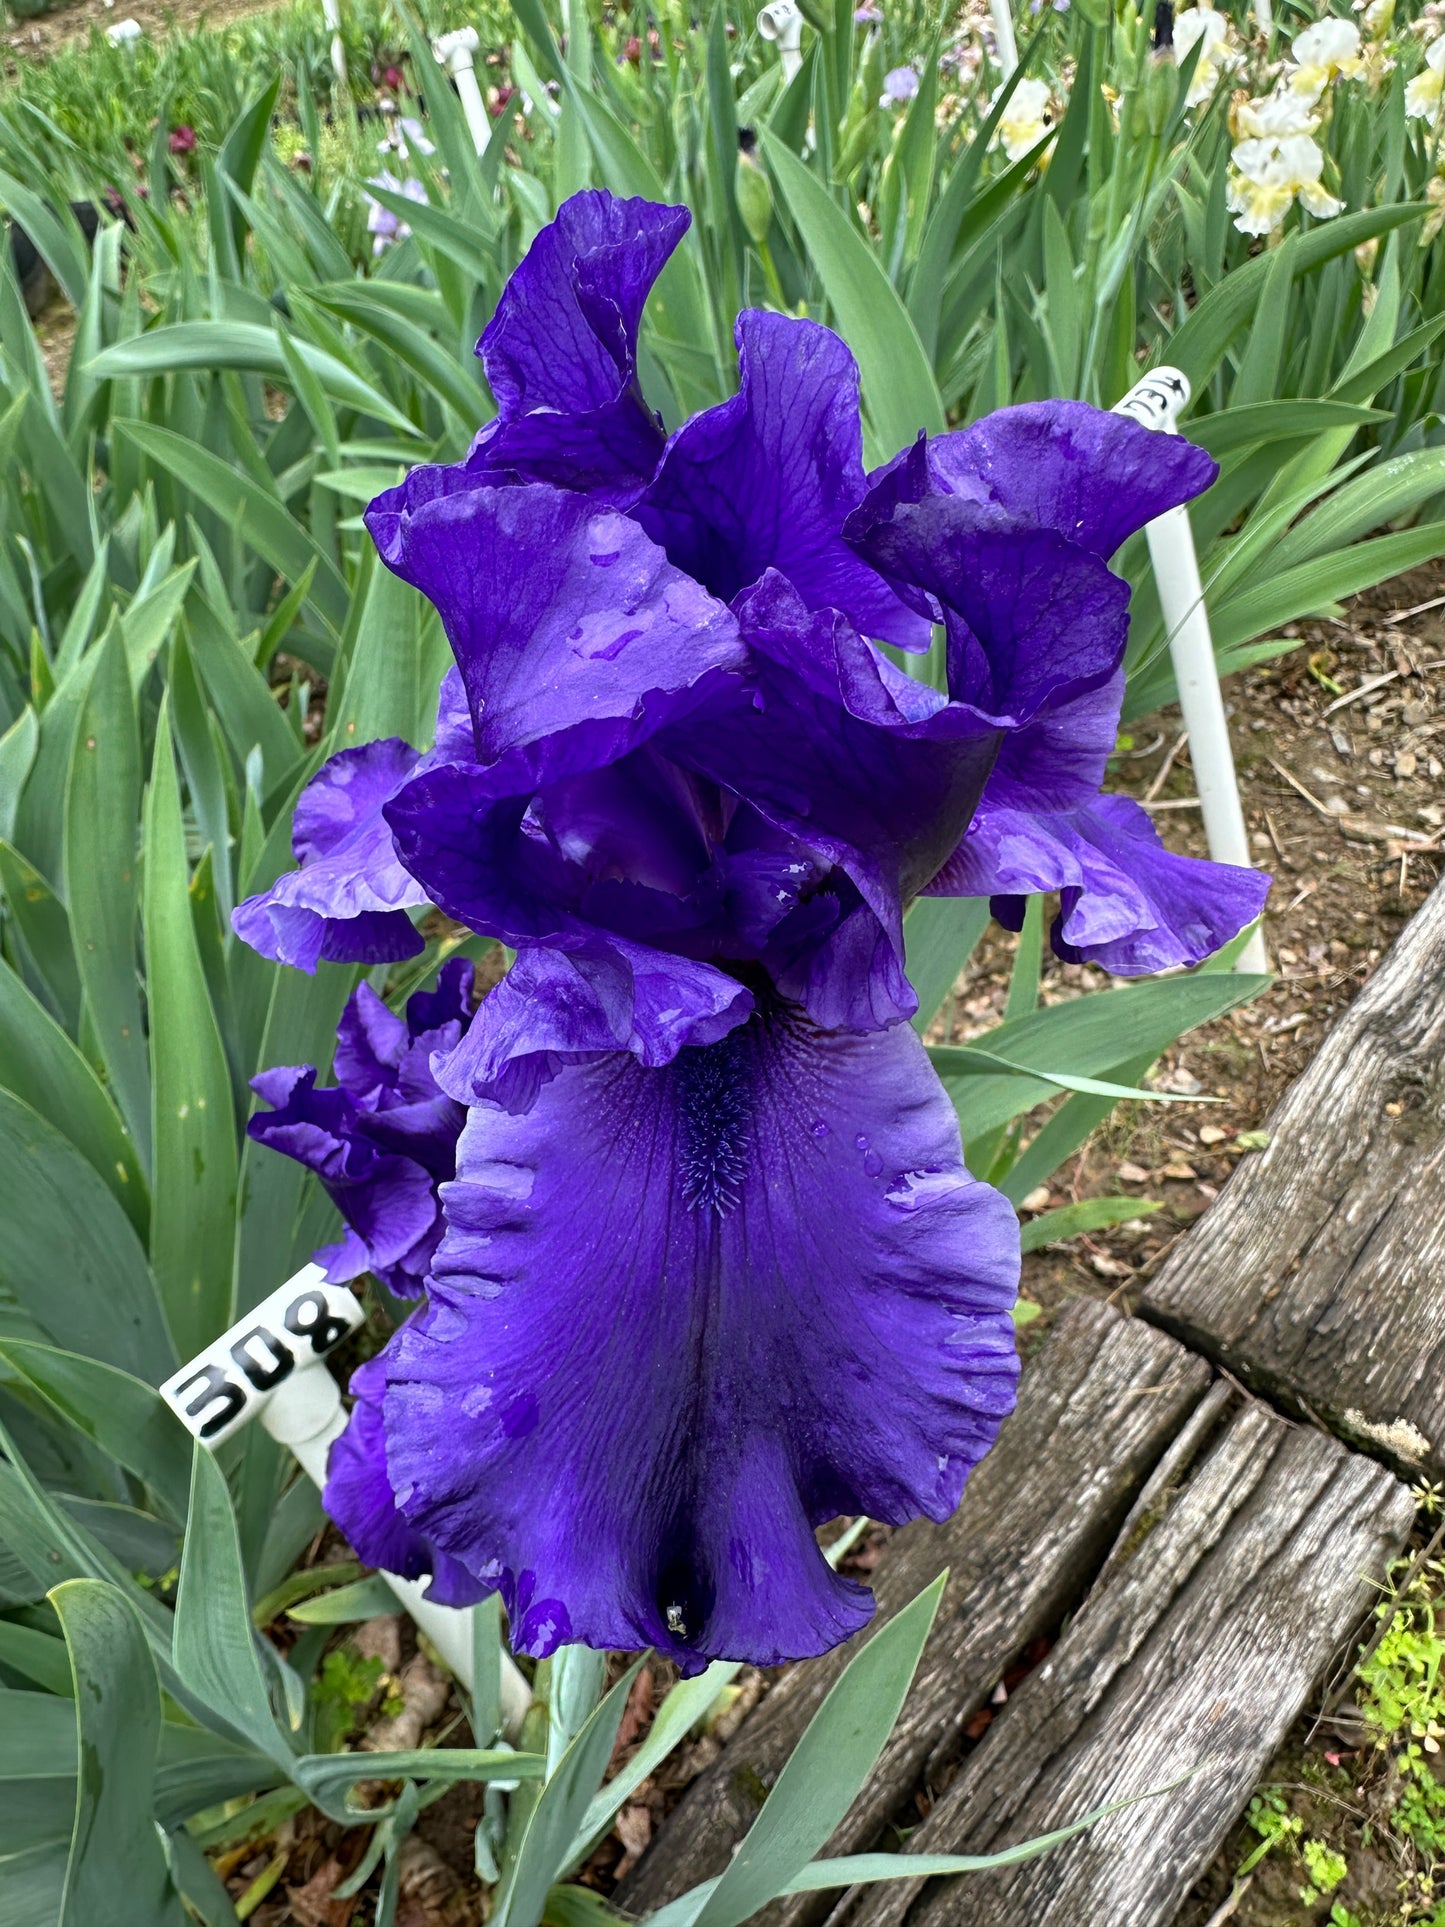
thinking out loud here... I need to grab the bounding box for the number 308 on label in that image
[159,1265,364,1446]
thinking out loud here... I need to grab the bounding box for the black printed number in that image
[284,1289,351,1357]
[230,1325,294,1392]
[174,1363,246,1440]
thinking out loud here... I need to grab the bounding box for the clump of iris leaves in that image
[2,0,1445,1916]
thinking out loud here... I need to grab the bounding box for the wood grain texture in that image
[1141,879,1445,1478]
[617,1300,1212,1920]
[833,1394,1413,1927]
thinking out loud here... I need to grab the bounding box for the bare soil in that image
[2,0,268,60]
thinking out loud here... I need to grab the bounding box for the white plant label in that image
[159,1264,364,1446]
[1114,365,1191,435]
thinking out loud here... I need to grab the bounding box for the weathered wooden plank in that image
[1141,878,1445,1479]
[833,1393,1413,1927]
[618,1300,1212,1919]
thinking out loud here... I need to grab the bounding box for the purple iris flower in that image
[247,959,475,1299]
[235,190,1268,1674]
[881,64,920,105]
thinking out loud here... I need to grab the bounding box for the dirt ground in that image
[2,0,267,59]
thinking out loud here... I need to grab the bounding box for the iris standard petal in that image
[870,400,1218,561]
[635,311,931,650]
[658,573,1001,1023]
[473,190,689,502]
[929,793,1271,973]
[325,1359,489,1607]
[358,1003,1019,1672]
[231,739,427,972]
[334,978,412,1096]
[847,438,1131,722]
[366,479,746,780]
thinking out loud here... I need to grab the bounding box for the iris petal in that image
[231,739,427,972]
[433,941,753,1110]
[246,1066,441,1295]
[862,400,1217,562]
[920,399,1218,560]
[660,573,1001,1025]
[325,1359,489,1607]
[367,480,746,778]
[929,794,1271,973]
[246,964,475,1296]
[636,311,930,650]
[473,190,689,504]
[847,437,1131,724]
[343,1003,1019,1672]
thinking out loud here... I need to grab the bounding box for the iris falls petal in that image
[336,1003,1019,1673]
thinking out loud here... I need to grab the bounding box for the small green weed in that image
[1358,1559,1445,1879]
[308,1645,398,1755]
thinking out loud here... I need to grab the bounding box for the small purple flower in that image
[881,63,920,105]
[236,191,1268,1674]
[364,171,428,255]
[246,959,475,1298]
[853,2,883,21]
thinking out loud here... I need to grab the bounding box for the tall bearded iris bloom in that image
[235,190,1267,1673]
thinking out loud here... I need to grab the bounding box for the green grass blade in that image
[173,1447,291,1768]
[53,1579,186,1927]
[760,128,945,455]
[143,699,240,1358]
[113,421,349,632]
[0,1086,172,1379]
[0,960,148,1238]
[63,624,150,1165]
[689,1577,946,1927]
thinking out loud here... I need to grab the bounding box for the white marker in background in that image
[161,1265,531,1737]
[1113,367,1270,975]
[758,0,805,85]
[989,0,1020,78]
[433,28,494,158]
[322,0,348,92]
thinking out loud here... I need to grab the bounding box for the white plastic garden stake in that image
[758,0,805,85]
[159,1264,531,1738]
[989,0,1020,79]
[433,29,493,158]
[322,0,347,92]
[1113,367,1269,973]
[1255,0,1274,35]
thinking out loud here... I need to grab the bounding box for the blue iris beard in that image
[676,1022,752,1215]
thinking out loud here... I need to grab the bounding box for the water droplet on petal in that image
[854,1133,870,1152]
[812,1120,830,1138]
[863,1150,883,1178]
